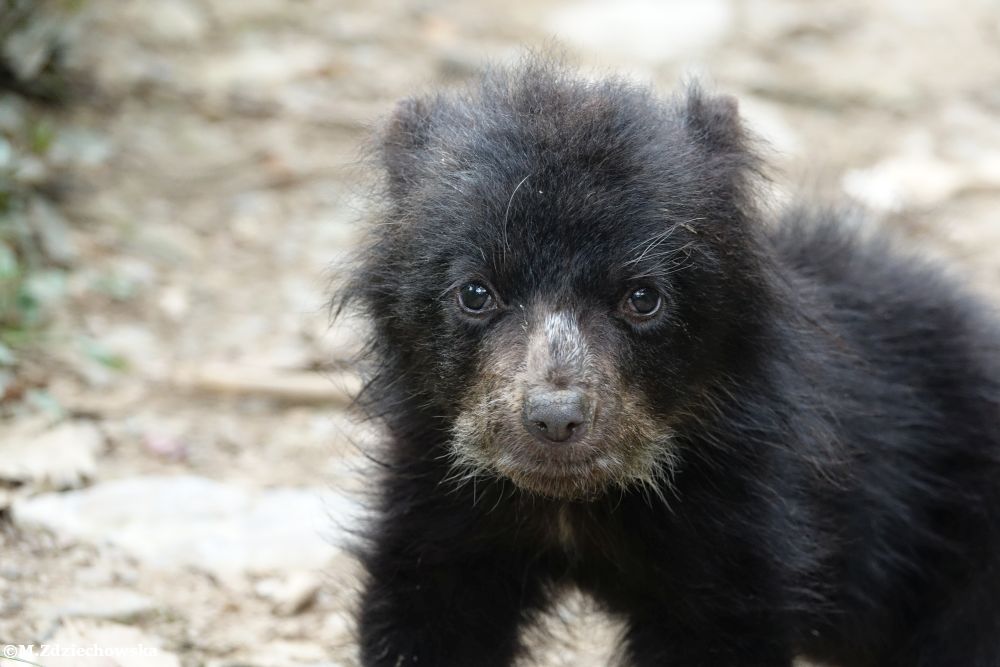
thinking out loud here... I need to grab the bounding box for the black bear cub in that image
[345,59,1000,666]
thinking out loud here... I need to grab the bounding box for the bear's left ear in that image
[682,85,745,158]
[378,97,435,200]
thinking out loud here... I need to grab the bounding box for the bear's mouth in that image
[493,446,613,499]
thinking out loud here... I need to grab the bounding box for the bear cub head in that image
[349,60,773,500]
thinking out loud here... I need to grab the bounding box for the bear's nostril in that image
[522,390,591,444]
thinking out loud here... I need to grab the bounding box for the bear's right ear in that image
[379,97,434,200]
[682,86,745,161]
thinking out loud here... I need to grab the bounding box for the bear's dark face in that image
[354,64,769,499]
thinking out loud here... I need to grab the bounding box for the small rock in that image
[73,563,117,588]
[2,13,64,80]
[0,420,103,490]
[48,128,114,168]
[842,150,1000,213]
[14,153,48,185]
[843,155,965,213]
[138,0,209,44]
[547,0,732,63]
[200,0,282,23]
[143,433,189,462]
[738,97,802,157]
[48,588,157,623]
[199,42,330,92]
[254,572,321,616]
[0,135,13,169]
[0,488,12,512]
[323,612,353,643]
[29,198,77,266]
[0,595,23,617]
[221,640,329,666]
[157,285,190,321]
[41,620,181,667]
[92,324,162,374]
[13,475,361,577]
[435,49,484,80]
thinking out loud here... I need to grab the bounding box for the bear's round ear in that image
[379,97,434,200]
[681,84,764,207]
[683,86,744,157]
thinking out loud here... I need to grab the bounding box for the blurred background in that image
[1,1,999,665]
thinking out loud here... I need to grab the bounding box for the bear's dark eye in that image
[457,282,495,314]
[625,287,662,317]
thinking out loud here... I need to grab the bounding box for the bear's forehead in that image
[439,213,682,303]
[461,181,671,260]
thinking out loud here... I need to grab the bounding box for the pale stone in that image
[26,620,181,667]
[0,421,103,490]
[547,0,732,63]
[254,572,321,616]
[46,588,157,623]
[13,476,361,578]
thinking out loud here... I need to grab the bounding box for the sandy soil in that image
[2,0,1000,665]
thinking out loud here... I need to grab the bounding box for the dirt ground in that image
[2,0,1000,665]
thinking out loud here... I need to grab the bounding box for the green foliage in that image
[0,122,62,341]
[0,0,82,353]
[1,0,82,103]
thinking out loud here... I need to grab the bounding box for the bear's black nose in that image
[523,390,590,443]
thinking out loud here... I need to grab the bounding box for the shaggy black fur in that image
[343,59,1000,666]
